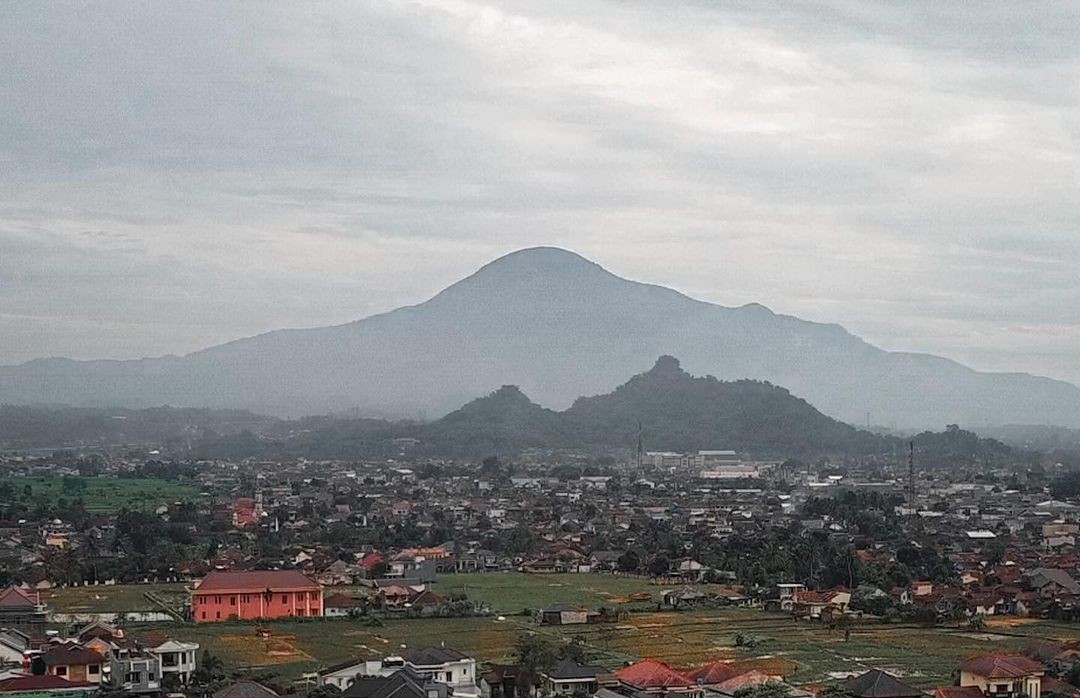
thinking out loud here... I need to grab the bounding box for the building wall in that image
[48,664,102,683]
[193,588,323,622]
[412,658,478,696]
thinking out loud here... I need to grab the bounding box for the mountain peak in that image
[424,246,624,308]
[651,355,683,374]
[475,246,608,278]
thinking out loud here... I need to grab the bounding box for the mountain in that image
[561,355,889,454]
[410,356,891,457]
[416,385,569,455]
[3,246,1080,428]
[260,356,893,458]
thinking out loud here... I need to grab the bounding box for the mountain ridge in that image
[411,355,890,457]
[3,246,1080,428]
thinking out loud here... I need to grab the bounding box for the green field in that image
[433,572,660,613]
[48,583,189,613]
[0,475,203,512]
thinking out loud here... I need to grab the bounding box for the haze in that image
[2,1,1079,385]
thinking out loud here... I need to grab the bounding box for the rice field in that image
[133,608,1080,690]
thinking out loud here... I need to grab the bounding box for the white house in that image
[320,648,479,698]
[147,638,200,684]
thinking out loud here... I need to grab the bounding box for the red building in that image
[191,570,322,623]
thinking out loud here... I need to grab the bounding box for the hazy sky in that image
[2,1,1079,385]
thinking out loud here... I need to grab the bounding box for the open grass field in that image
[132,607,1080,689]
[0,475,203,512]
[47,583,189,613]
[433,572,662,613]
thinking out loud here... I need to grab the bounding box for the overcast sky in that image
[2,1,1079,385]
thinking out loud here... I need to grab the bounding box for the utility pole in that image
[636,420,643,470]
[908,441,916,517]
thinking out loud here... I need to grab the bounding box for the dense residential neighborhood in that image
[0,431,1080,698]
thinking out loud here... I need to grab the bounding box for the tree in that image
[818,687,856,698]
[562,639,588,663]
[734,632,762,648]
[647,554,670,578]
[516,633,558,686]
[308,686,342,698]
[191,650,226,692]
[733,682,793,698]
[617,550,640,573]
[1051,472,1080,499]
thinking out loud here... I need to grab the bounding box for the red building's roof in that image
[360,553,385,570]
[0,674,94,691]
[960,654,1045,679]
[685,661,740,686]
[324,593,358,609]
[0,587,38,609]
[714,671,776,692]
[616,660,694,690]
[194,570,320,594]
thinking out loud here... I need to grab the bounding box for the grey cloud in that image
[1,0,1078,386]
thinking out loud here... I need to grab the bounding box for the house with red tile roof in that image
[0,587,47,629]
[324,592,360,618]
[713,670,780,693]
[959,654,1046,698]
[615,660,701,696]
[685,661,740,687]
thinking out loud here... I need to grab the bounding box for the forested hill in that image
[562,355,889,455]
[412,355,888,457]
[0,405,277,450]
[266,358,1027,462]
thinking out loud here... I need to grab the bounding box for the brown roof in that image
[0,587,37,609]
[213,680,280,698]
[960,655,1046,679]
[0,675,95,691]
[195,570,320,593]
[842,669,924,698]
[616,660,693,690]
[685,662,740,686]
[1043,677,1080,698]
[715,671,777,692]
[935,687,984,698]
[138,631,171,648]
[41,644,105,667]
[324,593,358,609]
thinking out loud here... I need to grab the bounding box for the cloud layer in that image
[2,1,1079,384]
